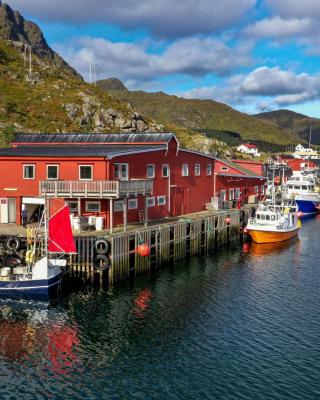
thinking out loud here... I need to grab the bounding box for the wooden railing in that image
[39,179,153,198]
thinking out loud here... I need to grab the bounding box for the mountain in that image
[0,1,81,78]
[96,78,128,91]
[95,82,301,148]
[254,109,320,145]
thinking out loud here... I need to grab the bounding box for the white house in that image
[237,143,260,157]
[293,144,319,159]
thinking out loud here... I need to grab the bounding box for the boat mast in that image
[44,194,49,257]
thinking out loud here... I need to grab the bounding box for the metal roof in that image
[0,145,167,158]
[12,132,176,145]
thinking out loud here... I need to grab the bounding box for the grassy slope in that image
[108,90,300,145]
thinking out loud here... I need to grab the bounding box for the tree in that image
[0,125,15,147]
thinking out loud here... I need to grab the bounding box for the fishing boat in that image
[0,204,76,298]
[245,177,300,244]
[285,171,320,215]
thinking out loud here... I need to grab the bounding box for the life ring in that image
[94,239,110,255]
[94,254,110,269]
[6,237,21,251]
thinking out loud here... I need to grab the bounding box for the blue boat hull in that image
[0,273,63,299]
[296,200,320,215]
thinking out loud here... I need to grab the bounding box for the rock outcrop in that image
[96,78,128,91]
[0,2,81,79]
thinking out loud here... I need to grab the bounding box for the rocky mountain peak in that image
[96,78,128,91]
[0,2,81,78]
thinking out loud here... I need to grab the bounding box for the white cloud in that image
[267,0,320,19]
[244,16,315,38]
[55,36,252,84]
[7,0,256,38]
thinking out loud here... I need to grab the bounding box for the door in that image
[8,198,16,223]
[171,188,183,216]
[0,199,8,224]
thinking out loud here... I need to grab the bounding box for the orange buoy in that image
[137,243,151,257]
[296,211,303,218]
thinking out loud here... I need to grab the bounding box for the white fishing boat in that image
[0,203,76,298]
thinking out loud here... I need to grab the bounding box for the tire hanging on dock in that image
[6,237,21,252]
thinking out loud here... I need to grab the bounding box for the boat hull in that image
[296,199,320,215]
[0,273,63,299]
[247,228,299,244]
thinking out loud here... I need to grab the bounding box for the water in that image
[1,216,320,399]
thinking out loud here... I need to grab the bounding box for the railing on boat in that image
[39,179,153,198]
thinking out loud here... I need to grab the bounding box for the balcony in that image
[39,179,153,198]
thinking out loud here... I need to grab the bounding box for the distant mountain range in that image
[1,1,318,154]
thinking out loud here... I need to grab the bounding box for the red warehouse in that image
[0,133,267,229]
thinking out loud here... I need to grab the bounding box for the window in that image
[85,201,100,212]
[229,189,234,200]
[146,197,155,207]
[221,166,229,172]
[147,164,155,178]
[206,164,212,176]
[182,164,189,177]
[162,164,169,177]
[23,165,35,179]
[79,165,92,180]
[114,200,124,212]
[254,186,259,194]
[47,165,58,180]
[128,198,138,210]
[66,201,78,212]
[114,163,128,180]
[157,196,166,205]
[194,164,201,176]
[235,188,241,199]
[261,185,265,195]
[220,190,226,201]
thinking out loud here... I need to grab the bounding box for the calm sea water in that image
[1,216,320,399]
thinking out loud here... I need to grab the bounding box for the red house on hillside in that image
[0,133,267,229]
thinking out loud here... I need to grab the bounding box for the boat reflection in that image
[249,237,299,256]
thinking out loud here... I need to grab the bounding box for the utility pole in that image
[93,63,96,86]
[24,43,27,69]
[29,45,32,75]
[89,63,92,84]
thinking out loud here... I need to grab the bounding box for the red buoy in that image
[137,243,151,257]
[225,217,231,224]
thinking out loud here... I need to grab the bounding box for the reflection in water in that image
[0,217,320,399]
[249,237,299,256]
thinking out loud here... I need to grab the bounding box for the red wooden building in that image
[0,133,267,229]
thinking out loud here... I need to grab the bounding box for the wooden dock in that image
[0,207,255,286]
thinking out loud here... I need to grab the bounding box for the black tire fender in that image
[94,254,110,268]
[95,239,110,255]
[6,237,21,252]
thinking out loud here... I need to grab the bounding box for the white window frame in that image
[157,196,166,206]
[47,164,59,180]
[66,201,78,212]
[114,200,124,212]
[79,165,93,181]
[194,164,201,176]
[182,164,189,177]
[147,164,155,179]
[221,166,229,172]
[220,189,226,201]
[85,200,100,212]
[114,163,129,180]
[23,164,35,180]
[128,198,138,210]
[254,186,259,195]
[229,188,234,201]
[235,188,241,199]
[146,196,156,207]
[162,164,169,177]
[261,185,265,195]
[206,164,212,176]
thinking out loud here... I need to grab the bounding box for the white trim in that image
[85,200,100,212]
[206,164,212,176]
[108,147,168,159]
[114,200,124,212]
[220,189,226,201]
[147,164,155,178]
[229,188,234,200]
[23,164,35,180]
[221,166,229,172]
[182,163,189,177]
[157,195,166,205]
[114,162,129,180]
[79,165,93,181]
[46,164,59,180]
[162,164,169,177]
[128,198,138,210]
[194,164,201,176]
[179,148,216,160]
[235,188,241,199]
[146,196,155,207]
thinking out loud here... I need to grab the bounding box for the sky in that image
[6,0,320,117]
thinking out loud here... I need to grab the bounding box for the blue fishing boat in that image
[0,204,76,298]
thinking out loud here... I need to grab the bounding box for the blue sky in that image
[6,0,320,117]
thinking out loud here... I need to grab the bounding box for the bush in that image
[0,126,15,147]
